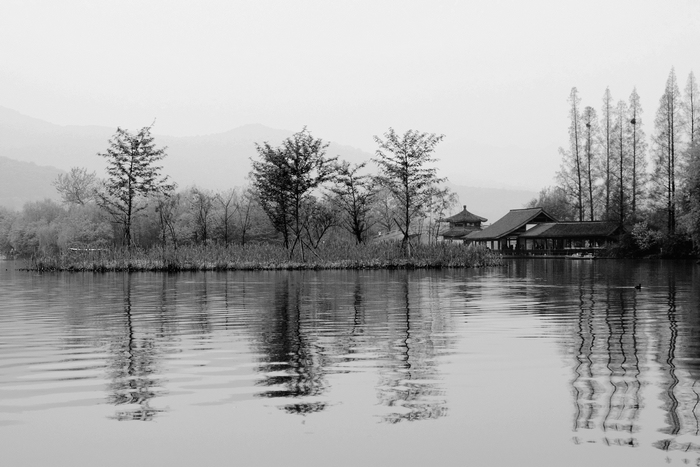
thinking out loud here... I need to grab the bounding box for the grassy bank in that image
[29,240,503,271]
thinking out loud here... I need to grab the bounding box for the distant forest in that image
[2,67,700,259]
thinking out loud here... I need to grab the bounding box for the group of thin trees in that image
[249,127,453,259]
[539,68,700,249]
[0,126,456,258]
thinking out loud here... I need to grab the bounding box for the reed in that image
[29,241,502,271]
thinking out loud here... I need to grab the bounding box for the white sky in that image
[1,0,699,189]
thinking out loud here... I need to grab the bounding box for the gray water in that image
[1,259,699,466]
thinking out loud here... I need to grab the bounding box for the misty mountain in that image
[0,106,371,190]
[0,156,63,210]
[0,105,536,219]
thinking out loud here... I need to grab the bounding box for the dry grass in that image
[30,240,503,271]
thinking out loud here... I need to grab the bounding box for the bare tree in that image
[328,161,375,244]
[54,167,98,206]
[189,187,214,243]
[556,87,585,221]
[214,188,237,245]
[372,186,397,237]
[426,186,458,244]
[236,187,259,246]
[684,71,700,145]
[155,191,182,249]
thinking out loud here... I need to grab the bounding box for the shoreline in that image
[24,242,504,272]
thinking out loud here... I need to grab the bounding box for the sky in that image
[1,0,699,190]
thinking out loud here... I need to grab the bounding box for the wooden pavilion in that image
[439,205,487,242]
[464,207,624,255]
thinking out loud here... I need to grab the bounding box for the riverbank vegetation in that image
[28,241,501,272]
[529,67,700,258]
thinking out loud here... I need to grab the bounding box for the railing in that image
[499,248,603,257]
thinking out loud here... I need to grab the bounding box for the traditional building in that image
[439,205,487,242]
[465,207,556,250]
[464,207,624,255]
[518,222,624,252]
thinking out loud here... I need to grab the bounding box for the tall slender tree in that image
[628,87,648,221]
[612,100,631,224]
[684,71,700,145]
[582,106,599,220]
[556,87,585,221]
[600,88,615,219]
[652,68,685,234]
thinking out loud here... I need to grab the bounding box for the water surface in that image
[1,259,699,466]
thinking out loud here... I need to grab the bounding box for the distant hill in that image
[0,106,371,190]
[0,156,63,210]
[0,105,537,218]
[446,182,537,224]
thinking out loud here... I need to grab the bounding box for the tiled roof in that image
[442,206,487,223]
[519,222,623,238]
[465,207,557,240]
[440,227,480,238]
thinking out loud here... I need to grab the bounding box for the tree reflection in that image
[375,273,447,423]
[254,275,328,415]
[105,274,166,421]
[566,262,700,452]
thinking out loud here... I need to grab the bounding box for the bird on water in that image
[634,284,642,290]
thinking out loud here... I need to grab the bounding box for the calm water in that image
[1,259,700,466]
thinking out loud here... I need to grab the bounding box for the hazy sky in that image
[1,0,699,189]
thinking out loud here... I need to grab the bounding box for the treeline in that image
[528,67,700,256]
[0,126,463,262]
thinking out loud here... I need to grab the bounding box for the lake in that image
[1,259,700,466]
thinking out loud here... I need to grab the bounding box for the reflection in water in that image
[558,261,700,452]
[375,274,447,423]
[106,274,166,421]
[254,275,328,415]
[571,286,642,446]
[250,272,448,421]
[5,259,700,465]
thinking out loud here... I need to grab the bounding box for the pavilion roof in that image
[442,205,487,223]
[465,207,558,240]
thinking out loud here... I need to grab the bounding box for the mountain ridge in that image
[0,106,537,220]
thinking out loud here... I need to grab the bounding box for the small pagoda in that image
[439,205,487,242]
